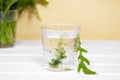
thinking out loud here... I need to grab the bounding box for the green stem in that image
[2,0,18,22]
[0,21,16,47]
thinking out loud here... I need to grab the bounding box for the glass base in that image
[44,64,76,71]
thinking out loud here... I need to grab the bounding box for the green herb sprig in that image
[49,39,67,68]
[76,34,96,74]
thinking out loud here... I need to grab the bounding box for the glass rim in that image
[41,24,80,31]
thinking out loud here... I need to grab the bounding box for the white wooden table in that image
[0,40,120,80]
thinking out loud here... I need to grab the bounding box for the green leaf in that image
[82,56,90,65]
[78,54,82,60]
[78,55,90,66]
[0,0,49,19]
[81,47,88,53]
[82,63,96,74]
[77,62,82,72]
[17,0,36,9]
[76,47,79,52]
[38,0,49,6]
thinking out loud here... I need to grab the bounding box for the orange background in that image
[16,0,120,40]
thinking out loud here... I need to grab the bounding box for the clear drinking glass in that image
[41,24,80,71]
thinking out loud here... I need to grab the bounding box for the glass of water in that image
[41,24,80,71]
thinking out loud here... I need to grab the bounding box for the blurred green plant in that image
[0,0,48,47]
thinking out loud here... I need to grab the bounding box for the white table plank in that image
[0,40,120,80]
[0,63,119,73]
[0,55,119,64]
